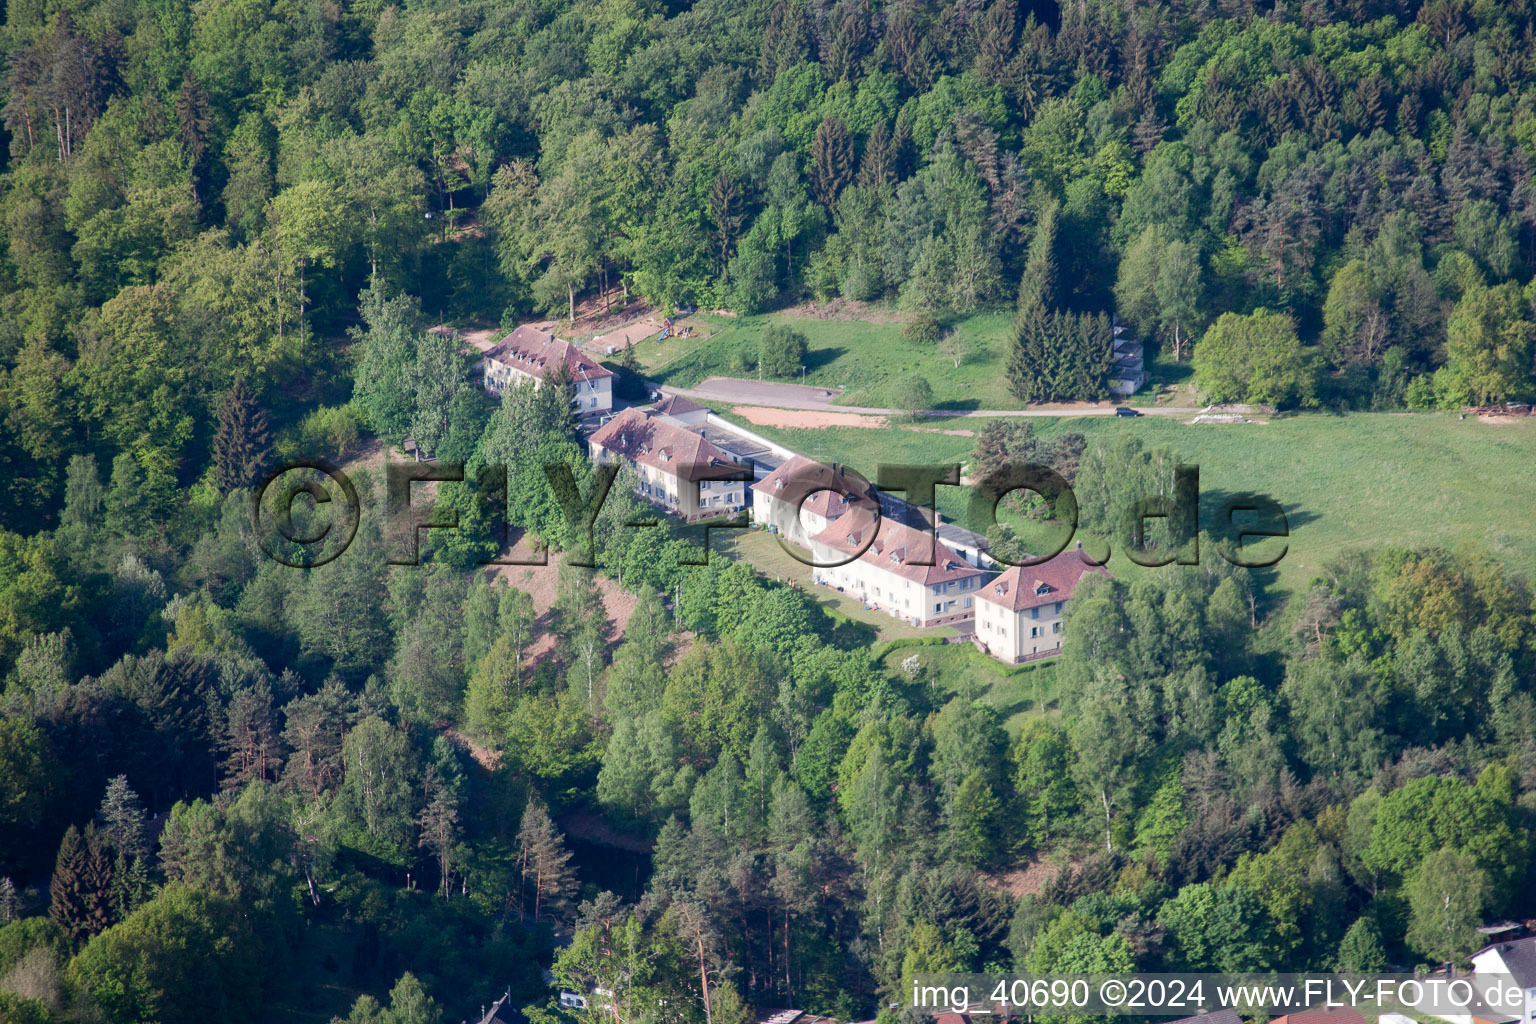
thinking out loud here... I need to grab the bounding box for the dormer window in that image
[775,479,785,489]
[994,584,1005,596]
[845,533,857,545]
[1035,582,1054,595]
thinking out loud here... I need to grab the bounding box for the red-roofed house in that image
[810,507,986,628]
[973,550,1110,662]
[588,407,748,521]
[752,456,880,547]
[482,325,614,417]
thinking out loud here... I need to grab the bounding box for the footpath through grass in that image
[716,410,1536,602]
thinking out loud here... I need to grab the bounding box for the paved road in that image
[663,376,1199,418]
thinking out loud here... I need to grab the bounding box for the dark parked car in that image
[1115,406,1141,417]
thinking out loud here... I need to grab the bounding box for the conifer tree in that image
[810,116,854,209]
[48,825,86,936]
[111,852,153,918]
[96,774,150,859]
[515,801,577,923]
[858,120,895,189]
[212,376,271,493]
[417,769,461,901]
[50,824,113,938]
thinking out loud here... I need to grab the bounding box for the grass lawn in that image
[714,410,1536,606]
[877,643,1063,735]
[715,528,949,643]
[628,312,739,371]
[640,307,1026,411]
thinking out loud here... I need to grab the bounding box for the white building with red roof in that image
[751,456,880,548]
[481,324,614,417]
[588,407,748,521]
[809,507,987,628]
[973,550,1110,662]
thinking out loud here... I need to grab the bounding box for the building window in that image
[933,604,942,613]
[1029,626,1040,638]
[1030,607,1039,619]
[962,597,971,609]
[589,397,597,408]
[1055,601,1063,613]
[1052,621,1061,634]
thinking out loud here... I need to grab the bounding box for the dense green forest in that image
[2,0,1536,1021]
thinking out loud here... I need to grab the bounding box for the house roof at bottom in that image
[975,550,1111,612]
[1480,936,1536,987]
[1166,1010,1242,1024]
[588,407,742,482]
[811,507,985,586]
[484,324,614,380]
[1268,1011,1368,1024]
[475,993,526,1024]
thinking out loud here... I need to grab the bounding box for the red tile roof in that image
[652,394,707,417]
[1269,1012,1368,1024]
[811,506,985,585]
[589,407,741,482]
[484,324,613,381]
[974,550,1110,612]
[753,456,881,521]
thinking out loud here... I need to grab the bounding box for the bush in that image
[893,376,934,420]
[758,325,808,379]
[901,313,941,346]
[299,404,363,459]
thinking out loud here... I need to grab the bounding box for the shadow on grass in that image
[804,345,847,373]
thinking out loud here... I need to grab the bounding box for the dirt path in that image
[484,530,695,672]
[664,378,1198,419]
[734,405,889,429]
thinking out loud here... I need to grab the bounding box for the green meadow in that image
[639,309,1029,410]
[717,409,1536,604]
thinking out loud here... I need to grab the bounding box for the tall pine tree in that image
[515,800,577,924]
[212,376,271,493]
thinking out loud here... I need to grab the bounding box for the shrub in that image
[901,313,941,346]
[758,325,808,379]
[299,404,363,459]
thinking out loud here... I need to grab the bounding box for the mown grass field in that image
[876,643,1063,734]
[636,308,1029,410]
[716,409,1536,604]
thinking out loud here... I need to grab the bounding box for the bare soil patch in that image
[784,296,901,322]
[984,857,1057,897]
[733,405,889,429]
[484,529,697,672]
